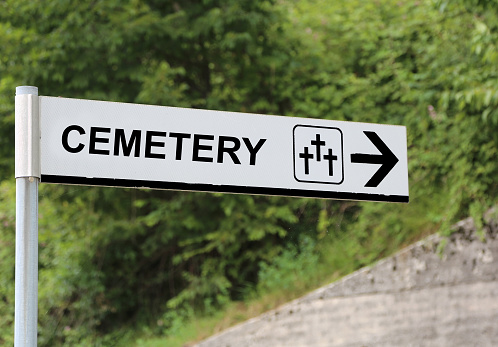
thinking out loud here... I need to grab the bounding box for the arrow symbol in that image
[351,131,399,187]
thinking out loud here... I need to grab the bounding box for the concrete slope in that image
[196,210,498,347]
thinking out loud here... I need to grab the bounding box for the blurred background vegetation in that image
[0,0,497,345]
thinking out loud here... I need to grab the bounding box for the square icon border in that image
[293,124,345,185]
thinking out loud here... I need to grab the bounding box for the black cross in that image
[299,146,314,175]
[311,134,326,162]
[323,148,338,176]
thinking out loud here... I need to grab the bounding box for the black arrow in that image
[350,131,399,188]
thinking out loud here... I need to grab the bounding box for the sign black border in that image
[41,174,409,203]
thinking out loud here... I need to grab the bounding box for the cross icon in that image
[293,126,343,184]
[299,146,314,175]
[323,148,338,176]
[311,134,326,162]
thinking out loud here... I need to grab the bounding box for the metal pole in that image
[15,86,40,347]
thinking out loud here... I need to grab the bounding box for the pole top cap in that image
[16,86,38,96]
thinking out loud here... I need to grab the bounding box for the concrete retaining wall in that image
[196,208,498,347]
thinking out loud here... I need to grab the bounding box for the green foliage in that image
[0,0,497,346]
[0,182,16,346]
[257,235,319,294]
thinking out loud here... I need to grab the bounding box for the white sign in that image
[39,96,409,202]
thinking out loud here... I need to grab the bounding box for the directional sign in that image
[39,96,409,202]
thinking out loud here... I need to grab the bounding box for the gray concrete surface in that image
[196,209,498,347]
